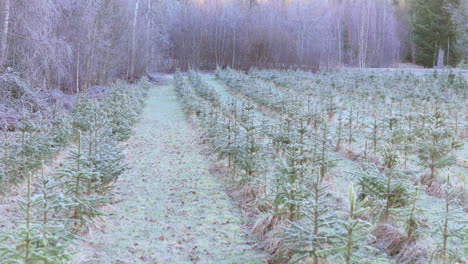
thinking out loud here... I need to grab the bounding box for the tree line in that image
[0,0,466,92]
[0,0,170,92]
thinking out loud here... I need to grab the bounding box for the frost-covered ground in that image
[73,82,266,263]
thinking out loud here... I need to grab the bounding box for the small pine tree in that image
[275,140,310,219]
[357,149,412,222]
[105,88,135,141]
[49,103,71,147]
[336,112,344,151]
[392,184,427,241]
[72,94,94,133]
[57,132,105,231]
[0,172,74,263]
[315,121,336,181]
[431,175,466,264]
[416,104,462,180]
[82,128,126,193]
[238,104,262,183]
[282,173,336,264]
[324,184,387,264]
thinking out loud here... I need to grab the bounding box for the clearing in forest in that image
[73,82,264,264]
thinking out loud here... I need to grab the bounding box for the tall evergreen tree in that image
[411,0,459,67]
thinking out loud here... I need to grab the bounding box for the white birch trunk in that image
[0,0,10,69]
[131,0,139,77]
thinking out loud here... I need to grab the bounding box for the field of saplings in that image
[175,69,467,264]
[0,78,150,263]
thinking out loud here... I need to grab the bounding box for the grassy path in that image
[74,83,265,264]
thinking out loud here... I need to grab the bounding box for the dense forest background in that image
[0,0,466,92]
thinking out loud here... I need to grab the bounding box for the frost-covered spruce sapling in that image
[270,116,311,218]
[305,92,314,126]
[334,112,344,151]
[416,104,462,180]
[35,163,75,262]
[273,116,294,154]
[347,105,354,146]
[282,172,336,264]
[391,183,427,242]
[385,115,399,136]
[0,172,37,263]
[275,139,310,219]
[370,112,381,153]
[80,99,125,192]
[135,77,151,110]
[58,131,104,230]
[325,183,387,264]
[404,185,420,240]
[36,162,68,223]
[217,100,241,179]
[357,147,412,222]
[431,175,466,264]
[355,103,362,131]
[2,111,62,186]
[16,110,39,152]
[226,101,238,176]
[174,70,184,92]
[400,112,418,169]
[316,121,336,181]
[326,94,337,120]
[83,129,126,193]
[49,103,71,148]
[238,104,262,183]
[203,107,222,144]
[105,87,136,141]
[0,172,74,263]
[72,93,94,133]
[17,109,40,149]
[296,115,310,164]
[310,105,323,136]
[14,109,50,180]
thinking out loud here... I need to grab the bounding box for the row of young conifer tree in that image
[174,69,466,264]
[0,78,150,263]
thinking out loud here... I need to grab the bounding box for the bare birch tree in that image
[0,0,10,69]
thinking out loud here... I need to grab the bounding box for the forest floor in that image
[73,81,266,264]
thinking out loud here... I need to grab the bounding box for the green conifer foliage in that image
[324,184,387,264]
[411,0,459,67]
[431,175,466,264]
[58,132,105,230]
[238,104,262,183]
[282,174,336,264]
[0,172,74,263]
[416,103,462,180]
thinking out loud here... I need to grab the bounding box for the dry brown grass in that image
[371,224,407,256]
[252,212,289,236]
[421,175,447,197]
[461,127,468,140]
[394,242,430,264]
[338,145,360,161]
